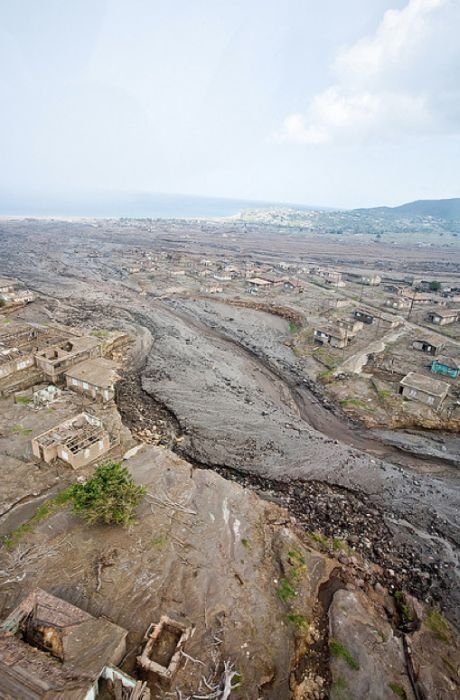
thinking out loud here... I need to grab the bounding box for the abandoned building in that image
[313,268,344,287]
[0,322,69,382]
[137,615,194,687]
[412,336,445,356]
[363,274,381,286]
[31,412,111,468]
[0,277,35,308]
[0,588,150,699]
[65,358,120,402]
[385,296,411,310]
[372,311,401,330]
[431,356,460,379]
[314,325,348,349]
[35,336,101,381]
[0,277,15,295]
[284,278,304,292]
[337,317,363,338]
[427,309,459,326]
[353,309,374,325]
[399,372,450,410]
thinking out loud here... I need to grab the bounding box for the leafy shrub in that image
[69,462,146,526]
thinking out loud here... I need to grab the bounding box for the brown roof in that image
[0,589,128,697]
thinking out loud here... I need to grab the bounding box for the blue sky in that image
[1,0,459,208]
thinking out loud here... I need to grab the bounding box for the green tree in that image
[429,280,441,291]
[69,462,146,526]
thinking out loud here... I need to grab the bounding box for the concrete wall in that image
[56,434,111,469]
[0,354,34,379]
[65,376,114,402]
[36,347,100,381]
[401,386,444,410]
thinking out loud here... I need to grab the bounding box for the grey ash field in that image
[0,216,459,699]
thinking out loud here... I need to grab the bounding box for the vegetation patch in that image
[241,537,252,550]
[11,424,33,436]
[15,395,33,405]
[151,535,168,550]
[388,682,408,699]
[287,548,306,580]
[394,591,415,626]
[90,329,110,339]
[287,613,309,631]
[425,609,451,643]
[339,398,372,411]
[329,638,360,670]
[309,531,329,548]
[3,487,73,550]
[288,321,301,335]
[276,578,297,603]
[69,462,146,527]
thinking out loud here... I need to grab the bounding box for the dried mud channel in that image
[112,300,459,629]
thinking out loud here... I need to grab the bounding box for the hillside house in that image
[32,412,111,468]
[35,336,101,381]
[373,311,401,330]
[361,273,381,286]
[412,336,445,356]
[314,324,348,349]
[427,309,459,326]
[385,296,411,310]
[247,277,272,288]
[353,309,374,325]
[337,317,363,337]
[65,358,120,402]
[284,278,304,292]
[431,356,460,379]
[0,323,69,381]
[0,588,149,699]
[313,268,344,287]
[0,278,15,295]
[399,372,450,411]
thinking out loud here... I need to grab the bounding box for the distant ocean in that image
[0,192,315,219]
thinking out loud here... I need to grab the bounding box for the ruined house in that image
[385,296,411,310]
[427,309,459,326]
[137,615,194,687]
[0,277,35,308]
[0,588,150,699]
[337,317,363,337]
[362,273,381,285]
[313,268,344,287]
[353,309,374,325]
[412,336,445,356]
[35,336,101,382]
[314,324,348,349]
[0,323,69,383]
[31,412,111,468]
[65,358,120,402]
[373,311,401,330]
[399,372,450,410]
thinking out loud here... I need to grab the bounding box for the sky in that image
[0,0,459,209]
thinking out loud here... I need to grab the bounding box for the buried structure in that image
[137,616,195,687]
[0,588,150,699]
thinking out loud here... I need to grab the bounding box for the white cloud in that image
[279,0,456,145]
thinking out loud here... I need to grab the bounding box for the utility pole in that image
[407,289,416,321]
